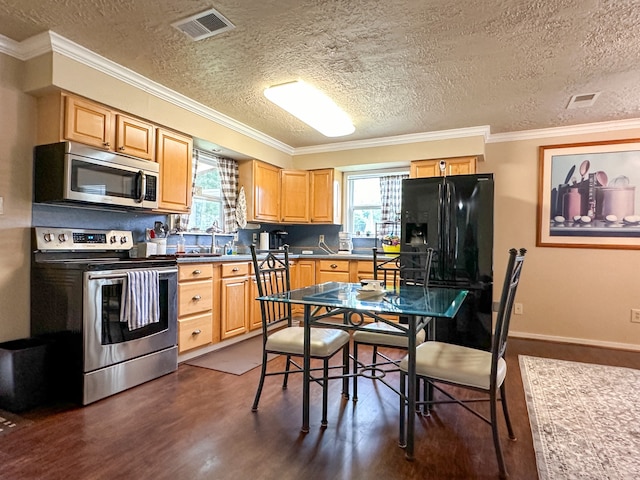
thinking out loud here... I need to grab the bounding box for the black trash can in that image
[0,338,51,412]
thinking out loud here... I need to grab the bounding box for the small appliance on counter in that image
[338,232,353,254]
[269,230,288,249]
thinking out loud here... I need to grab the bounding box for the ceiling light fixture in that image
[264,80,355,137]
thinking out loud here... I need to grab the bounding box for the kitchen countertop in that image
[175,253,375,263]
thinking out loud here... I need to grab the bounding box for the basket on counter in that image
[382,244,401,254]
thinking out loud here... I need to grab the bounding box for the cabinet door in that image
[156,128,193,213]
[281,170,309,222]
[220,276,249,339]
[310,169,337,223]
[410,157,477,178]
[64,96,114,150]
[253,161,281,222]
[116,114,155,160]
[317,260,350,283]
[297,260,316,288]
[248,277,263,331]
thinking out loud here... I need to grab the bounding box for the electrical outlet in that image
[319,234,325,243]
[631,309,640,323]
[514,303,523,315]
[252,233,257,243]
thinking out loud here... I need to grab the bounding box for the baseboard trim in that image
[509,330,640,352]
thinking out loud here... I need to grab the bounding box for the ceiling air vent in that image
[172,8,235,41]
[567,92,601,109]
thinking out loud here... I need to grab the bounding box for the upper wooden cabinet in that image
[310,168,340,224]
[239,160,281,223]
[281,169,310,223]
[410,156,477,178]
[39,92,155,160]
[156,128,193,213]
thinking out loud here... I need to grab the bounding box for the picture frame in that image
[537,139,640,249]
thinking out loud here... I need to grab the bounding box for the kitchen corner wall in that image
[0,53,36,342]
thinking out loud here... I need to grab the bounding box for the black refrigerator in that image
[401,174,494,350]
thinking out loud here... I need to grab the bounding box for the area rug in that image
[185,335,278,375]
[0,409,33,437]
[519,355,640,480]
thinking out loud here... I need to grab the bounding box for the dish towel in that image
[120,270,160,330]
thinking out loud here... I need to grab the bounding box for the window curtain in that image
[380,174,408,233]
[217,157,239,233]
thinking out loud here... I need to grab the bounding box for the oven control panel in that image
[34,227,134,251]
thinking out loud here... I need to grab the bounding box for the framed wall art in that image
[537,138,640,249]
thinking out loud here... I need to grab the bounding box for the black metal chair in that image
[351,247,435,401]
[398,247,526,479]
[250,245,351,427]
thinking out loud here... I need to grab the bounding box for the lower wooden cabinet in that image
[219,262,250,340]
[317,259,350,283]
[178,264,214,353]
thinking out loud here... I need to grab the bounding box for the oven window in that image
[100,279,169,344]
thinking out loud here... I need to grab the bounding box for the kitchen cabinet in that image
[238,160,281,223]
[38,92,155,160]
[178,264,214,353]
[219,262,250,339]
[317,259,350,283]
[156,128,193,213]
[310,169,341,224]
[410,156,477,178]
[281,170,310,222]
[292,259,315,315]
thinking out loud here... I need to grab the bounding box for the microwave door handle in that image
[137,170,146,203]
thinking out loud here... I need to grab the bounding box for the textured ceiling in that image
[1,0,640,149]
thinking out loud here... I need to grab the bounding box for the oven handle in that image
[137,170,147,203]
[87,267,178,280]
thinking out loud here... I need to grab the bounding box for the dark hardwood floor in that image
[2,338,639,480]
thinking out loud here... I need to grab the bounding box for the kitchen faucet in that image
[208,220,224,254]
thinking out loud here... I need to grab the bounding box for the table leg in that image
[302,304,310,433]
[406,314,416,460]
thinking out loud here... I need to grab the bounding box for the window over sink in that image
[188,150,223,232]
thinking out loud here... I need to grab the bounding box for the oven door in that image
[83,267,177,372]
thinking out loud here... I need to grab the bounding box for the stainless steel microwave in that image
[34,142,159,210]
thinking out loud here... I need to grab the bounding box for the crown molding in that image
[5,31,640,155]
[292,126,491,156]
[486,118,640,143]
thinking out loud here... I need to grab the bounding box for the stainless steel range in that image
[31,227,178,405]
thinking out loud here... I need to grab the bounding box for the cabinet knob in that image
[193,269,201,275]
[102,142,110,147]
[192,329,201,336]
[330,264,338,269]
[232,267,239,272]
[119,146,125,151]
[192,295,201,301]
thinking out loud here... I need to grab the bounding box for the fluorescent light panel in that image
[264,81,355,137]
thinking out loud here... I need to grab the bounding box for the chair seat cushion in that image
[266,326,350,357]
[398,341,506,390]
[353,321,426,348]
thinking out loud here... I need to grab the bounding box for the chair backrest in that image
[250,245,293,331]
[492,247,526,369]
[372,247,435,288]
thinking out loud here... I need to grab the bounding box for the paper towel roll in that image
[259,232,269,250]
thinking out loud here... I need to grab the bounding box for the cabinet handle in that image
[193,269,201,275]
[232,267,239,272]
[118,146,125,151]
[192,295,201,301]
[330,264,338,269]
[192,329,201,336]
[102,142,110,147]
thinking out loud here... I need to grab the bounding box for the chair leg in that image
[321,358,329,427]
[353,341,359,402]
[500,383,516,440]
[371,345,378,364]
[282,355,292,389]
[490,388,508,479]
[251,350,269,412]
[420,378,432,416]
[399,371,406,447]
[342,344,350,399]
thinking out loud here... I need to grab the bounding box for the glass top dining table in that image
[258,281,469,459]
